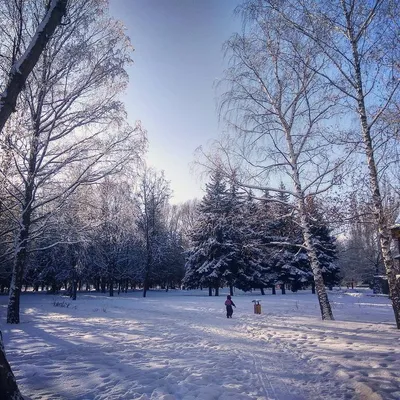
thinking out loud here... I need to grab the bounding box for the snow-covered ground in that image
[1,288,399,400]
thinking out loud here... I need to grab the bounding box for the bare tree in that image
[2,0,146,324]
[90,178,136,297]
[208,7,349,320]
[135,167,171,297]
[254,0,400,327]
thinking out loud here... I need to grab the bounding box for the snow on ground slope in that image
[0,289,399,400]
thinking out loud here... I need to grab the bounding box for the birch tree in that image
[209,7,347,320]
[255,0,400,328]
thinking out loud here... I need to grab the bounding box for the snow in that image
[12,0,60,74]
[1,288,399,400]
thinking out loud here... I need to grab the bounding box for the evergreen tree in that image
[183,169,232,295]
[236,193,275,294]
[222,182,250,294]
[269,184,312,293]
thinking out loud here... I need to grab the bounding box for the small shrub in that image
[53,300,76,309]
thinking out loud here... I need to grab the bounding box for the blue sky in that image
[109,0,241,203]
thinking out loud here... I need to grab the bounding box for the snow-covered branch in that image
[0,0,68,134]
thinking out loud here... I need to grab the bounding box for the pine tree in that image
[183,169,232,295]
[222,182,244,294]
[268,185,312,293]
[226,189,267,294]
[244,192,278,294]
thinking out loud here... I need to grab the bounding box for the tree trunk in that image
[311,282,316,294]
[286,124,334,320]
[109,280,114,297]
[208,287,212,296]
[0,0,68,134]
[229,285,234,296]
[296,198,334,320]
[72,279,77,301]
[215,286,219,296]
[7,57,49,323]
[0,333,23,399]
[281,284,286,295]
[7,226,29,324]
[260,287,265,295]
[272,285,276,295]
[302,224,333,320]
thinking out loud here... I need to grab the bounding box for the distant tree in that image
[161,204,186,290]
[178,199,200,246]
[90,179,134,297]
[135,168,171,297]
[336,192,390,286]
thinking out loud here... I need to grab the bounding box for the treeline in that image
[0,171,190,300]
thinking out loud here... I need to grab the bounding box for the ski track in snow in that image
[0,289,399,400]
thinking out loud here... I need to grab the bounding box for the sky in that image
[108,0,241,204]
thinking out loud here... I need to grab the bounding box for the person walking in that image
[225,295,236,318]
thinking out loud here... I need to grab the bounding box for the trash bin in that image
[252,299,261,314]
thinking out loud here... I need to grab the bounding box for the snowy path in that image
[1,290,398,399]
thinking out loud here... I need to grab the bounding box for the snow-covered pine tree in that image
[268,185,312,293]
[183,169,232,296]
[223,182,247,295]
[223,186,265,294]
[241,191,278,294]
